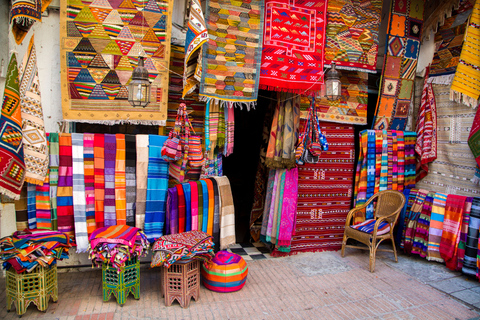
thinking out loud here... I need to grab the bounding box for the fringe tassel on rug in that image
[427,74,455,85]
[450,89,480,108]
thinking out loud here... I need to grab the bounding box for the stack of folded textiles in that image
[0,230,73,273]
[151,230,214,268]
[88,225,149,271]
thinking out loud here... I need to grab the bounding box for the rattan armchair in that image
[341,190,406,272]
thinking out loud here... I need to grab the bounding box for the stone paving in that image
[0,249,479,320]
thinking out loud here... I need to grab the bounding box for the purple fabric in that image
[170,187,179,235]
[104,134,116,227]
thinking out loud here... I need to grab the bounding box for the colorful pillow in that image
[351,219,391,235]
[201,251,248,293]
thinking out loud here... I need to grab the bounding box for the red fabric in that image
[259,0,327,94]
[176,184,186,233]
[94,134,105,228]
[274,122,355,256]
[440,195,466,271]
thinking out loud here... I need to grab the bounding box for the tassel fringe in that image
[450,89,480,108]
[427,74,455,85]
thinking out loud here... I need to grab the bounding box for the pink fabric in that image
[277,168,299,247]
[189,181,199,231]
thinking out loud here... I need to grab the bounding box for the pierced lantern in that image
[128,57,151,108]
[325,62,342,101]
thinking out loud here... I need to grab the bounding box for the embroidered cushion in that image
[351,219,391,235]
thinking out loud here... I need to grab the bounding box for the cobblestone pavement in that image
[0,249,479,320]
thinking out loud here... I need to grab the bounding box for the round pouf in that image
[201,251,248,292]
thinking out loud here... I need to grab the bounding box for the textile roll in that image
[19,36,49,185]
[440,194,467,270]
[0,54,26,200]
[259,0,327,94]
[49,133,59,230]
[59,0,174,124]
[450,0,480,108]
[200,0,264,107]
[35,169,51,230]
[115,134,126,225]
[201,251,248,293]
[83,133,96,235]
[427,192,447,262]
[27,183,36,229]
[213,176,236,250]
[324,0,382,73]
[103,134,116,227]
[57,133,74,237]
[11,0,52,45]
[72,133,88,253]
[144,135,169,243]
[135,135,149,229]
[125,135,136,227]
[464,197,480,276]
[93,133,105,228]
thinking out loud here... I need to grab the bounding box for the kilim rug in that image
[299,72,368,125]
[199,0,264,107]
[373,0,425,130]
[59,0,173,125]
[276,122,355,255]
[427,0,475,85]
[19,36,49,186]
[259,0,327,94]
[0,54,26,200]
[11,0,52,45]
[324,0,383,73]
[450,0,480,108]
[415,84,480,197]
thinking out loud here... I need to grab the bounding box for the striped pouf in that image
[201,251,248,293]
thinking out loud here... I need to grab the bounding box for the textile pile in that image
[0,230,72,273]
[150,230,214,268]
[88,225,149,272]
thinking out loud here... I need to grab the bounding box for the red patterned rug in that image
[274,122,355,255]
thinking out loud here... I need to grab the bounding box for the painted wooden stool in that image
[161,259,200,308]
[6,265,58,316]
[102,256,140,305]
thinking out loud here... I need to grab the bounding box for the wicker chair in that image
[341,190,406,272]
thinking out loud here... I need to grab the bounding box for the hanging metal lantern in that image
[324,62,342,101]
[128,56,151,108]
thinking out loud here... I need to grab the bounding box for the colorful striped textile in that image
[189,182,199,231]
[403,189,428,254]
[209,178,221,250]
[196,181,204,232]
[177,184,186,233]
[0,54,25,200]
[205,179,215,235]
[72,133,88,253]
[135,135,149,229]
[166,187,178,235]
[427,192,448,262]
[144,135,169,243]
[350,219,391,235]
[125,135,136,227]
[103,134,116,227]
[15,188,28,231]
[457,197,473,270]
[201,251,248,293]
[276,168,299,252]
[183,182,192,232]
[212,176,236,250]
[83,134,95,235]
[48,133,59,230]
[115,134,126,225]
[27,183,36,229]
[201,180,209,233]
[404,132,417,190]
[411,192,435,258]
[35,170,51,229]
[93,134,105,228]
[440,195,467,270]
[395,188,412,246]
[57,133,74,238]
[463,197,480,276]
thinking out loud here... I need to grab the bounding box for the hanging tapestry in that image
[182,0,208,97]
[373,0,425,130]
[428,0,475,85]
[199,0,264,107]
[19,36,49,186]
[11,0,52,45]
[0,54,26,200]
[277,122,355,255]
[450,0,480,108]
[324,0,383,73]
[415,84,480,197]
[259,0,327,94]
[299,72,368,125]
[59,0,173,125]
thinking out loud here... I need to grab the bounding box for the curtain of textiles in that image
[59,0,173,125]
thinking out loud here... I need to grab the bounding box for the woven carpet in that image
[415,84,480,197]
[259,0,327,94]
[199,0,264,107]
[11,0,52,45]
[59,0,173,125]
[324,0,383,73]
[278,122,355,255]
[373,0,425,130]
[0,54,26,200]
